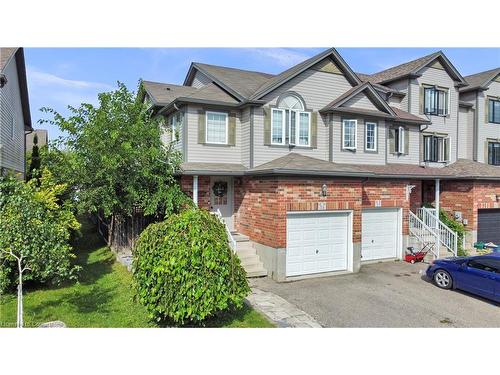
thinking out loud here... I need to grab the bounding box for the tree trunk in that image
[108,213,115,247]
[16,260,23,328]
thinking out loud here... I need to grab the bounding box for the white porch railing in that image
[212,209,237,251]
[408,211,438,259]
[416,207,458,257]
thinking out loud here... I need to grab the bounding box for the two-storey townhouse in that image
[142,48,500,281]
[0,47,33,178]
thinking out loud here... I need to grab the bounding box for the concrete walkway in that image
[246,285,322,328]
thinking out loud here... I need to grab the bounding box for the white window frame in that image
[170,114,177,143]
[423,134,450,163]
[342,119,357,150]
[423,86,449,116]
[205,111,228,145]
[271,107,311,147]
[395,126,405,154]
[365,122,377,151]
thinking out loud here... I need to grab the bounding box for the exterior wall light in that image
[321,184,328,197]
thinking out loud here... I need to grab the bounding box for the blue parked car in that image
[426,253,500,303]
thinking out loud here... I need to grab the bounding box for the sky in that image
[24,48,500,141]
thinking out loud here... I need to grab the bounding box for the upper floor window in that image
[271,95,310,146]
[488,99,500,124]
[365,122,377,151]
[206,111,228,144]
[169,112,182,142]
[423,135,450,163]
[488,142,500,166]
[342,119,357,150]
[395,126,405,154]
[424,86,449,116]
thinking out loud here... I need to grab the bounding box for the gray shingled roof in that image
[356,72,404,95]
[250,153,370,176]
[192,62,274,99]
[461,68,500,93]
[179,154,500,180]
[181,162,247,175]
[364,51,442,84]
[142,80,238,106]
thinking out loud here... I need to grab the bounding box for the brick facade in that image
[179,175,211,210]
[423,180,500,232]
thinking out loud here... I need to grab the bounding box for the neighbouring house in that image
[0,47,32,178]
[141,48,500,281]
[26,129,48,153]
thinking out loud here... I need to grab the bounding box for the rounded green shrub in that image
[132,208,250,325]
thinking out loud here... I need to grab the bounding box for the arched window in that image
[271,94,310,146]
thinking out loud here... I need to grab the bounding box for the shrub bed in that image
[133,208,250,325]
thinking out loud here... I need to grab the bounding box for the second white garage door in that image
[362,208,400,261]
[286,212,351,277]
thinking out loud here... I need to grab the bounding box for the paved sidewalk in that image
[246,286,322,328]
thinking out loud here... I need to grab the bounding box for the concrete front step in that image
[231,234,267,278]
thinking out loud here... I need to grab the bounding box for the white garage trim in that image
[361,208,403,262]
[286,210,354,277]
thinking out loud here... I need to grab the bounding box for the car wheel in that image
[434,269,452,289]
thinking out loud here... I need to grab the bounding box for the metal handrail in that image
[416,207,457,256]
[408,211,438,258]
[212,209,237,251]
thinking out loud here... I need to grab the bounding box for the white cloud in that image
[247,48,312,68]
[27,66,113,90]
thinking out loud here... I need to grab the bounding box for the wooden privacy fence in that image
[95,208,156,253]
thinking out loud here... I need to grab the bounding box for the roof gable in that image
[367,51,467,87]
[250,48,362,100]
[461,68,500,92]
[321,82,396,116]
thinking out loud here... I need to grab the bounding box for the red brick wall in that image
[424,180,500,231]
[233,176,417,248]
[179,175,210,210]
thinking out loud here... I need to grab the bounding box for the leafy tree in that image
[27,133,41,181]
[40,82,182,245]
[0,169,80,327]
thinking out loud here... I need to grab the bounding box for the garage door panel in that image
[286,212,350,277]
[362,209,399,261]
[478,209,500,245]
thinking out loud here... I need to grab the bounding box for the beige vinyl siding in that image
[160,111,184,159]
[191,70,212,88]
[388,95,403,109]
[331,115,386,165]
[386,125,420,164]
[253,68,354,166]
[411,66,460,163]
[478,81,500,163]
[342,92,379,111]
[0,55,25,174]
[240,107,251,167]
[386,79,409,112]
[457,106,473,160]
[185,104,242,163]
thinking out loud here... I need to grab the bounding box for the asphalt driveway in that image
[250,261,500,327]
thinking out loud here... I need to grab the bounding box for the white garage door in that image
[362,208,400,261]
[286,212,350,277]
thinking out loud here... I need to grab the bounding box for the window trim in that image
[395,126,405,154]
[488,141,500,166]
[364,121,377,152]
[423,85,449,116]
[423,134,450,163]
[271,107,311,147]
[205,111,228,145]
[488,98,500,124]
[342,119,357,151]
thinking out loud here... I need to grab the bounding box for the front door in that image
[210,176,234,231]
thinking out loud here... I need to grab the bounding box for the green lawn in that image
[0,217,273,328]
